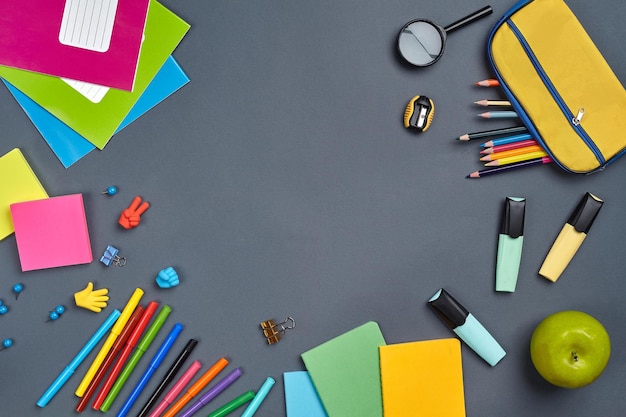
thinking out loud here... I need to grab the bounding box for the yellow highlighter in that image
[539,193,603,282]
[75,287,144,397]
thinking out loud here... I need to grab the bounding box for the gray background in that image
[1,0,625,416]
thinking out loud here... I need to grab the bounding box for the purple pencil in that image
[178,368,242,417]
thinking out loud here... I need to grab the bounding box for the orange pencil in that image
[480,139,538,154]
[474,79,500,87]
[480,145,544,161]
[485,150,548,166]
[161,357,229,417]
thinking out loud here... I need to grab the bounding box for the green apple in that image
[530,310,610,388]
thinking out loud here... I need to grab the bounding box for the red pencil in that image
[75,305,145,412]
[92,301,159,410]
[480,139,538,154]
[474,78,500,87]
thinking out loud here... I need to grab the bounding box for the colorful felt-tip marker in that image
[137,339,199,417]
[149,360,202,417]
[116,323,184,417]
[179,367,243,417]
[93,302,159,410]
[75,288,144,397]
[496,197,526,292]
[161,357,230,417]
[207,391,255,417]
[428,288,506,366]
[37,309,122,407]
[240,377,275,417]
[539,192,603,282]
[99,305,172,412]
[75,305,145,412]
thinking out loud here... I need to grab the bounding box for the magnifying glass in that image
[397,5,493,67]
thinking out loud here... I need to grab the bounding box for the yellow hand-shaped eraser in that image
[74,282,110,313]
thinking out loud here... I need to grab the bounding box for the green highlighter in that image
[496,197,526,292]
[100,305,172,412]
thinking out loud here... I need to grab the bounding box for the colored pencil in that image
[481,133,533,147]
[478,111,519,119]
[466,156,553,178]
[474,99,511,107]
[480,139,538,154]
[457,126,527,141]
[474,79,500,87]
[485,150,548,166]
[480,145,544,161]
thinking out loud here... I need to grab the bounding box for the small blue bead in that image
[0,306,7,315]
[106,186,118,195]
[13,284,23,293]
[2,338,12,349]
[49,312,59,321]
[55,305,65,315]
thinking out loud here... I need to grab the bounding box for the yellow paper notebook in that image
[379,338,466,417]
[0,148,48,240]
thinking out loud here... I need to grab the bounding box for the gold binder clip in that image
[260,317,295,345]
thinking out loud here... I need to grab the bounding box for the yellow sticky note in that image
[0,148,48,240]
[379,338,466,417]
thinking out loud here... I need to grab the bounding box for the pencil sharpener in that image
[404,95,434,132]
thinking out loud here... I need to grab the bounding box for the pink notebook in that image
[0,0,149,91]
[10,194,93,271]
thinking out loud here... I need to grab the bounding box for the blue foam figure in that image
[156,267,179,289]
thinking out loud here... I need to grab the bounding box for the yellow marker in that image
[539,193,603,282]
[75,288,144,397]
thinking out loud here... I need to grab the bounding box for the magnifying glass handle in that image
[443,5,493,34]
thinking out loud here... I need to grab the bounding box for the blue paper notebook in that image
[2,56,189,168]
[284,371,328,417]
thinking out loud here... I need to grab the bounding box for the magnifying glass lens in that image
[398,21,444,66]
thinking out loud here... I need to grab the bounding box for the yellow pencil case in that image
[488,0,626,174]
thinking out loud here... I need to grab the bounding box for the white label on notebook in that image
[58,0,119,53]
[62,78,109,103]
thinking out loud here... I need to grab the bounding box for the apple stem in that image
[572,351,578,362]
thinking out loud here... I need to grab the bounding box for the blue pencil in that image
[480,133,533,148]
[115,323,184,417]
[478,111,519,119]
[37,309,122,408]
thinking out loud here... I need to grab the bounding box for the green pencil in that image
[207,391,255,417]
[99,305,172,412]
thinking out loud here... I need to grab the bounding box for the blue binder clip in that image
[100,245,127,267]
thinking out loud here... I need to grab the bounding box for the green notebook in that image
[0,0,189,149]
[301,321,386,417]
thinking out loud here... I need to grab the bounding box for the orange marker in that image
[474,79,500,87]
[161,357,229,417]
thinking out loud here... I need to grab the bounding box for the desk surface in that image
[1,0,625,416]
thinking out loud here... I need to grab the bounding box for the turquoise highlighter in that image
[428,288,506,366]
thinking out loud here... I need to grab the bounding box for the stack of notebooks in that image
[0,0,191,168]
[285,321,467,417]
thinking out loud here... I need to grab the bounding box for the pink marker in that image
[149,360,202,417]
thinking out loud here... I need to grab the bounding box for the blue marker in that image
[115,323,184,417]
[428,288,506,366]
[37,309,121,407]
[240,377,276,417]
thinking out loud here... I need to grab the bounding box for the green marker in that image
[496,197,525,292]
[100,305,172,412]
[207,390,255,417]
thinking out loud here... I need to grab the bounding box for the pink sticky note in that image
[10,194,93,271]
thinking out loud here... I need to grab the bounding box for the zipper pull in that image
[572,107,585,126]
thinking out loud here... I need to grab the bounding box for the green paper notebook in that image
[301,321,386,417]
[0,0,190,149]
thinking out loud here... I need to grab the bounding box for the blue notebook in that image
[284,371,328,417]
[2,56,189,168]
